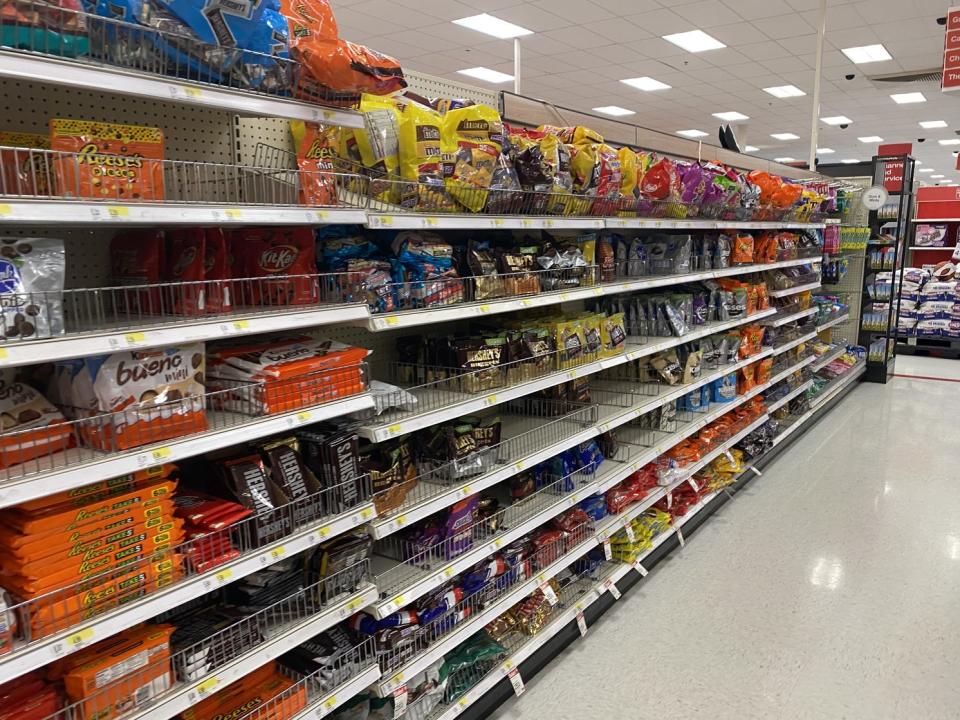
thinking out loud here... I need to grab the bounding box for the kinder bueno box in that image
[0,375,72,469]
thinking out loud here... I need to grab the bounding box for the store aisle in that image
[491,375,960,720]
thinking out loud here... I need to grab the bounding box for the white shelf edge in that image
[367,215,827,231]
[0,201,367,226]
[908,246,953,250]
[357,309,776,442]
[812,345,848,371]
[771,331,818,355]
[816,313,851,333]
[121,585,378,720]
[293,665,383,720]
[768,281,823,299]
[0,305,369,369]
[809,362,866,411]
[363,258,819,332]
[0,501,376,684]
[764,306,819,327]
[0,52,365,126]
[0,393,374,508]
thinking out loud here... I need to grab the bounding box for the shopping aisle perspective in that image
[492,372,960,720]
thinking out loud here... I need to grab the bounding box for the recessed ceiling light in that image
[676,129,709,138]
[858,136,884,143]
[744,145,759,152]
[457,67,514,84]
[891,92,926,104]
[841,44,892,64]
[774,157,796,163]
[452,13,532,38]
[919,168,935,173]
[920,120,948,129]
[932,174,945,178]
[592,105,635,116]
[821,115,853,125]
[621,76,671,91]
[764,85,806,98]
[938,139,960,145]
[662,29,726,53]
[712,111,749,121]
[816,148,835,154]
[771,132,800,140]
[841,159,860,164]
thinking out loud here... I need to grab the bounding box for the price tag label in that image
[666,492,673,510]
[321,695,339,714]
[269,545,286,561]
[576,611,587,637]
[676,525,685,547]
[124,331,146,346]
[688,478,699,492]
[486,394,497,406]
[232,320,250,331]
[225,209,243,220]
[622,520,636,543]
[314,210,330,221]
[317,526,331,539]
[107,206,129,218]
[602,538,612,560]
[379,216,394,227]
[388,424,403,436]
[151,446,172,463]
[539,580,558,606]
[184,86,203,98]
[520,298,533,307]
[443,566,455,579]
[66,627,94,647]
[543,219,554,228]
[215,568,233,584]
[360,507,374,520]
[0,204,12,216]
[633,561,649,577]
[479,304,491,313]
[514,461,524,472]
[0,348,7,360]
[197,677,219,696]
[394,514,407,529]
[296,411,312,424]
[424,217,439,227]
[603,578,621,600]
[492,218,505,227]
[392,686,408,718]
[749,465,762,476]
[506,666,525,696]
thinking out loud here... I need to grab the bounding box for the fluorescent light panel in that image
[771,132,800,140]
[891,92,926,104]
[662,29,725,52]
[938,139,960,145]
[744,145,758,152]
[858,136,884,143]
[821,115,852,125]
[621,76,671,91]
[457,67,514,83]
[817,148,835,154]
[764,85,805,98]
[841,44,892,64]
[841,159,860,164]
[676,129,709,138]
[920,120,948,128]
[932,174,945,178]
[774,157,796,162]
[713,111,749,121]
[919,168,935,173]
[593,105,635,116]
[452,13,532,38]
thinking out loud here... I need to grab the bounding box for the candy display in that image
[0,237,66,341]
[180,661,306,720]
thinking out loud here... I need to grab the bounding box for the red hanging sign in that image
[878,143,912,193]
[943,6,960,91]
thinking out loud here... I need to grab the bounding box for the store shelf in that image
[812,345,849,371]
[121,584,378,720]
[0,304,369,369]
[771,331,818,356]
[768,281,822,299]
[366,215,827,231]
[773,363,865,446]
[0,51,365,126]
[362,258,817,332]
[764,306,818,327]
[907,246,952,250]
[767,379,814,413]
[816,313,850,333]
[810,362,866,411]
[0,200,366,226]
[292,664,384,720]
[0,501,376,683]
[0,392,374,508]
[769,354,815,386]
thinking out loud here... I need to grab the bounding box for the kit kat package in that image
[229,227,317,306]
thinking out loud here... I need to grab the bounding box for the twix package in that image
[79,344,207,451]
[50,119,165,201]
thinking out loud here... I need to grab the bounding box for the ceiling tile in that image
[590,44,650,65]
[751,14,816,39]
[531,0,615,23]
[738,41,794,61]
[584,18,654,43]
[722,0,794,20]
[672,1,742,26]
[491,4,572,31]
[388,0,477,19]
[543,25,611,49]
[623,7,691,36]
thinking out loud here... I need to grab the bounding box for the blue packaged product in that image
[575,440,604,474]
[578,494,607,521]
[711,373,737,403]
[700,384,711,407]
[684,388,703,412]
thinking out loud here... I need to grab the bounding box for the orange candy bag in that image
[290,121,338,206]
[50,119,165,202]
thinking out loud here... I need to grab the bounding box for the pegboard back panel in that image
[0,79,238,164]
[403,70,498,107]
[0,226,112,289]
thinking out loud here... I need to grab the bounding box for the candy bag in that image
[399,101,453,210]
[442,104,504,212]
[290,121,338,207]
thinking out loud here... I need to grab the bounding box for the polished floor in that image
[491,356,960,720]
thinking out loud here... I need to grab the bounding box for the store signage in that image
[862,186,889,211]
[878,143,912,192]
[943,6,960,91]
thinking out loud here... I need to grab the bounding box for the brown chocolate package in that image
[360,438,416,514]
[219,454,290,544]
[454,337,504,394]
[297,428,365,515]
[467,240,504,301]
[497,245,540,297]
[257,437,322,528]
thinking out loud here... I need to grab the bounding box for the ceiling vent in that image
[867,68,943,84]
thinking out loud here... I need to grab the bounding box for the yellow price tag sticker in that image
[318,526,331,538]
[225,209,242,219]
[66,628,94,647]
[0,204,11,216]
[424,217,439,227]
[543,219,554,228]
[486,394,497,405]
[462,484,472,495]
[493,538,503,549]
[215,568,233,583]
[395,514,407,528]
[124,331,146,345]
[296,411,312,423]
[360,507,373,520]
[521,298,533,307]
[315,210,330,221]
[479,304,491,313]
[385,316,399,326]
[444,567,455,578]
[232,320,250,330]
[392,594,406,607]
[184,86,203,98]
[0,348,9,360]
[503,659,514,671]
[392,673,405,685]
[380,216,394,226]
[492,219,505,227]
[514,461,524,472]
[107,206,129,217]
[197,677,219,694]
[324,696,338,710]
[270,546,287,561]
[388,424,402,436]
[151,446,172,462]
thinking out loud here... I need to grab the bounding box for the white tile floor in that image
[490,357,960,720]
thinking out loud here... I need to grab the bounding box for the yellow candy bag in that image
[352,94,401,203]
[398,101,453,210]
[442,104,504,212]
